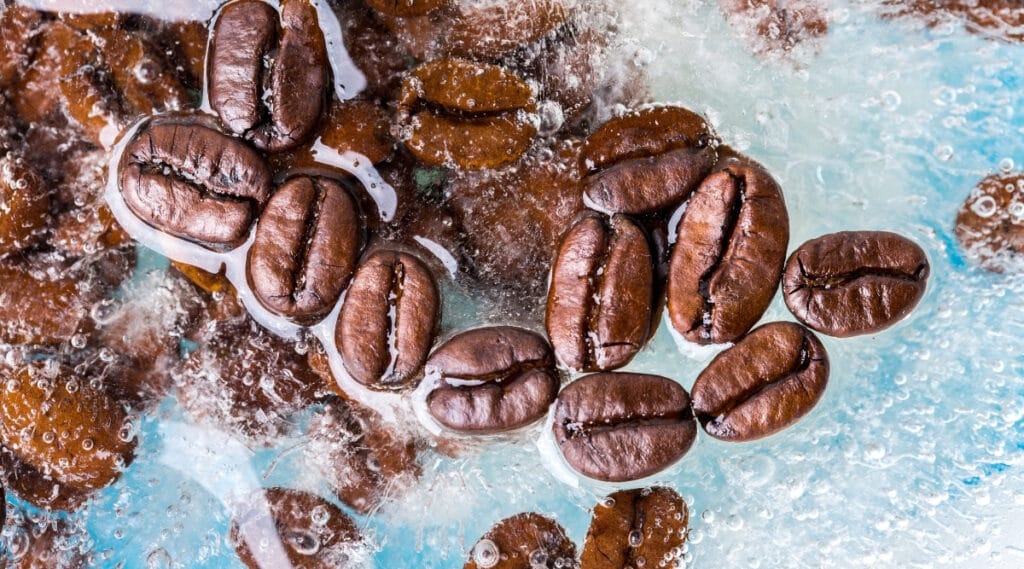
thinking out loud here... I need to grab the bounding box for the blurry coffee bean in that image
[0,156,50,257]
[51,202,131,258]
[444,0,570,61]
[247,176,362,324]
[209,0,329,152]
[152,20,209,90]
[230,487,363,569]
[58,11,122,30]
[11,22,73,124]
[119,116,272,250]
[882,0,1024,44]
[954,173,1024,272]
[719,0,828,56]
[425,327,559,433]
[465,513,578,569]
[398,58,537,170]
[0,6,42,90]
[581,106,717,215]
[546,212,654,372]
[336,250,439,390]
[0,444,90,512]
[1,517,88,568]
[692,322,828,441]
[280,99,395,170]
[332,0,410,99]
[667,150,789,344]
[0,259,99,346]
[366,0,447,18]
[552,373,696,482]
[581,487,688,569]
[783,231,930,337]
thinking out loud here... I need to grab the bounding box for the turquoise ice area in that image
[7,0,1024,567]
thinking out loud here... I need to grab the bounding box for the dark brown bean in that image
[444,0,570,61]
[118,116,272,250]
[335,250,439,390]
[209,0,329,152]
[546,212,654,372]
[581,106,718,215]
[0,156,50,258]
[247,176,362,324]
[954,173,1024,272]
[0,444,90,512]
[465,513,578,569]
[783,231,930,337]
[667,151,789,344]
[691,322,828,441]
[552,373,697,482]
[425,327,559,433]
[581,487,688,569]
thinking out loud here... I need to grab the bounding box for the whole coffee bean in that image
[398,58,537,170]
[581,106,718,215]
[335,250,439,390]
[465,513,578,569]
[552,373,697,482]
[667,150,789,344]
[546,211,654,372]
[445,0,570,61]
[581,487,688,569]
[954,173,1024,272]
[691,322,828,441]
[425,327,560,433]
[209,0,329,152]
[0,157,50,258]
[783,231,930,337]
[119,116,272,250]
[247,176,362,323]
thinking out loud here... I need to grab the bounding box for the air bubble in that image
[529,549,548,568]
[146,548,171,569]
[629,530,644,547]
[119,420,136,443]
[311,505,330,526]
[82,438,94,451]
[999,158,1015,173]
[934,145,953,161]
[970,195,998,218]
[41,431,55,444]
[472,539,500,569]
[287,529,321,556]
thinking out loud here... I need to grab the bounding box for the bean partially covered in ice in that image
[0,156,50,258]
[0,260,97,346]
[581,487,689,569]
[955,173,1024,272]
[465,513,578,569]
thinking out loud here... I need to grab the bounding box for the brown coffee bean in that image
[2,517,88,568]
[209,0,329,152]
[0,156,50,258]
[336,250,439,390]
[0,259,99,346]
[0,6,42,90]
[667,151,789,344]
[581,106,718,215]
[465,513,578,569]
[398,58,537,170]
[247,176,362,324]
[281,99,395,170]
[230,487,362,569]
[333,0,410,99]
[445,0,570,61]
[51,202,131,258]
[581,487,688,569]
[883,0,1024,44]
[118,116,272,250]
[783,231,930,337]
[552,373,697,482]
[546,212,654,372]
[691,322,828,441]
[151,20,209,90]
[720,0,828,55]
[0,444,90,512]
[425,327,559,433]
[172,261,236,296]
[954,173,1024,272]
[366,0,447,18]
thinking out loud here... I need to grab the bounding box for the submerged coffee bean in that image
[691,322,829,441]
[783,231,930,337]
[546,211,654,372]
[247,176,362,324]
[581,487,688,569]
[0,156,50,258]
[667,151,789,344]
[444,0,570,61]
[954,173,1024,272]
[465,513,578,569]
[425,327,559,433]
[118,117,272,250]
[336,250,439,390]
[552,373,697,482]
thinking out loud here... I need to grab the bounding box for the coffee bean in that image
[366,0,447,18]
[955,173,1024,272]
[783,231,929,337]
[335,250,440,390]
[1,517,88,567]
[552,373,697,482]
[0,259,98,346]
[465,513,578,569]
[546,211,654,372]
[0,444,90,512]
[691,322,828,441]
[0,156,50,258]
[247,176,363,324]
[445,0,570,61]
[719,0,828,55]
[332,0,409,99]
[581,487,688,569]
[282,99,395,170]
[425,327,560,433]
[667,150,789,344]
[581,106,717,215]
[118,116,272,250]
[398,58,537,170]
[882,0,1024,44]
[209,0,330,152]
[0,6,42,90]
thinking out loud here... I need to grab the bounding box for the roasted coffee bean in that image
[366,0,447,18]
[333,0,409,99]
[552,373,697,482]
[783,231,930,337]
[398,58,537,170]
[0,444,90,512]
[280,99,395,170]
[581,106,717,215]
[209,0,329,152]
[581,487,688,569]
[546,212,654,372]
[0,260,99,346]
[0,6,42,90]
[247,176,362,323]
[719,0,828,55]
[691,322,828,441]
[465,513,578,569]
[882,0,1024,44]
[336,250,439,390]
[119,116,272,250]
[0,156,50,258]
[445,0,570,61]
[667,151,789,344]
[425,327,559,433]
[152,20,209,90]
[51,202,131,258]
[230,487,363,569]
[954,173,1024,272]
[2,517,88,568]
